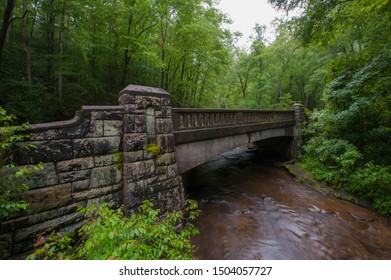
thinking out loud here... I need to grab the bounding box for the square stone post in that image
[119,85,184,213]
[291,103,305,158]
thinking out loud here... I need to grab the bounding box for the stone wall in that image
[0,85,184,259]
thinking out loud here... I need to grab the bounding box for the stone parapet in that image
[1,85,184,259]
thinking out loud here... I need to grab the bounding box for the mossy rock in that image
[146,144,161,159]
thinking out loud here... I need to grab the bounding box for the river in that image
[185,146,391,260]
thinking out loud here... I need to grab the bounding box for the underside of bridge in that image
[175,126,294,174]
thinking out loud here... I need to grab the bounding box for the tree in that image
[271,0,391,214]
[0,0,16,67]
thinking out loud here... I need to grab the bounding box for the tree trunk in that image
[58,0,67,101]
[122,17,132,86]
[238,74,247,99]
[0,0,16,68]
[22,0,32,91]
[47,0,56,92]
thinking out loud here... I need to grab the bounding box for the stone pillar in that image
[119,85,184,213]
[291,103,305,158]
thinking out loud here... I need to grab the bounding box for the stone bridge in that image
[0,85,304,259]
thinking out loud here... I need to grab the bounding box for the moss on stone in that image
[114,152,123,164]
[146,144,161,159]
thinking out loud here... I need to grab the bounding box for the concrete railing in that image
[172,108,295,131]
[172,108,296,145]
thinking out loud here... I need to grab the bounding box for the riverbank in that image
[282,161,373,210]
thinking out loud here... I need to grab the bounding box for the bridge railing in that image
[172,108,295,131]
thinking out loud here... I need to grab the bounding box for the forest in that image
[0,0,390,217]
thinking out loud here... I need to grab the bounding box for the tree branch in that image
[8,10,29,25]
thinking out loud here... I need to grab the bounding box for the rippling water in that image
[186,146,391,260]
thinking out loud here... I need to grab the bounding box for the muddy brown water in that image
[186,147,391,260]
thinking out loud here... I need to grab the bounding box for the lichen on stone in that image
[146,144,161,159]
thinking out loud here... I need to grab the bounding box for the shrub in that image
[28,200,200,260]
[302,135,391,215]
[302,136,361,185]
[347,163,391,215]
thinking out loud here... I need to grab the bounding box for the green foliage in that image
[273,93,294,109]
[0,0,233,122]
[0,107,43,218]
[302,135,391,214]
[28,200,200,260]
[302,136,361,185]
[347,163,391,215]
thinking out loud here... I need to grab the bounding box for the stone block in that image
[94,153,122,167]
[119,93,136,105]
[154,186,184,211]
[148,181,166,195]
[87,192,122,207]
[135,115,147,133]
[165,177,182,189]
[0,234,12,259]
[123,180,148,209]
[155,106,172,118]
[156,118,173,134]
[15,140,73,165]
[161,97,171,106]
[24,162,58,189]
[103,120,123,136]
[88,120,104,137]
[154,165,167,176]
[58,170,91,184]
[1,217,29,233]
[123,180,145,197]
[90,110,124,120]
[123,104,145,114]
[72,179,90,192]
[123,114,135,134]
[167,164,179,178]
[28,118,91,141]
[14,212,82,243]
[57,157,94,173]
[25,209,58,227]
[156,134,175,153]
[72,184,122,202]
[147,174,167,186]
[57,202,86,217]
[22,184,72,213]
[73,136,121,157]
[123,133,147,151]
[135,96,161,110]
[90,165,122,188]
[123,151,144,163]
[124,160,154,182]
[156,153,175,166]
